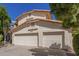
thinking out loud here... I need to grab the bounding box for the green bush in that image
[73,34,79,55]
[0,34,3,45]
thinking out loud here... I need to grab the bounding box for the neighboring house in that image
[12,10,73,51]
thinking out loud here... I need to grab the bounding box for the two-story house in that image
[12,10,73,51]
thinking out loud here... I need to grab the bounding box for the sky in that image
[0,3,56,22]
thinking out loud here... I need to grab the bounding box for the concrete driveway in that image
[0,45,75,56]
[0,45,35,56]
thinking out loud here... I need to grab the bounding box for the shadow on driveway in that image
[29,47,76,56]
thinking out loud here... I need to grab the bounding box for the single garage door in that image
[13,33,38,47]
[43,32,63,48]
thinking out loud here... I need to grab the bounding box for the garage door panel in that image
[13,34,38,47]
[43,34,62,48]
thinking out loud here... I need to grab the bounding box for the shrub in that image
[0,34,3,45]
[73,33,79,55]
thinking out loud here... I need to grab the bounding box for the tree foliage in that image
[0,6,11,33]
[49,3,79,28]
[0,6,11,43]
[73,34,79,55]
[49,3,79,55]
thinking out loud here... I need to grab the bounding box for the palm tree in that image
[0,6,11,44]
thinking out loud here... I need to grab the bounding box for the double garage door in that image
[13,33,38,47]
[13,32,63,48]
[43,32,63,48]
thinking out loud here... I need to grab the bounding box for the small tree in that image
[0,34,3,45]
[0,6,11,44]
[73,33,79,55]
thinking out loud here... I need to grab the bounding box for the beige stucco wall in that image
[12,23,38,47]
[36,21,63,31]
[18,13,47,25]
[31,13,47,19]
[36,21,73,49]
[64,31,73,49]
[12,21,73,50]
[14,25,38,34]
[18,17,27,25]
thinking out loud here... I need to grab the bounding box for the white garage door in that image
[13,33,38,47]
[43,32,63,48]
